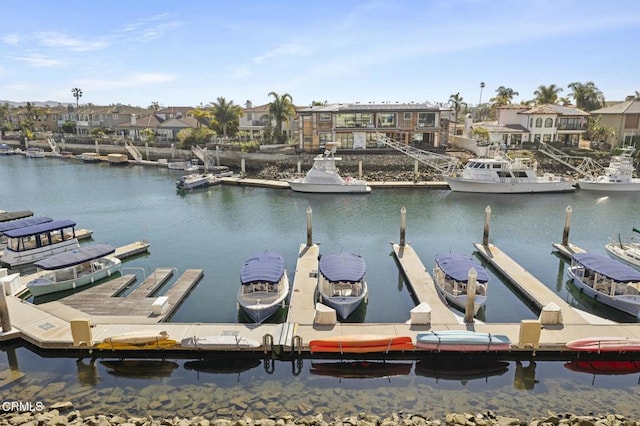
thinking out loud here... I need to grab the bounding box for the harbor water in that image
[1,155,639,420]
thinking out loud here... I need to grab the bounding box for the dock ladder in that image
[191,145,217,170]
[538,142,604,178]
[124,140,143,162]
[47,138,60,155]
[375,133,460,176]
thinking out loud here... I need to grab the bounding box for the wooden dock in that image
[552,242,587,259]
[391,243,460,325]
[286,244,319,324]
[114,240,150,260]
[474,243,592,325]
[219,176,290,189]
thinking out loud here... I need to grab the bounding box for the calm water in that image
[1,155,640,420]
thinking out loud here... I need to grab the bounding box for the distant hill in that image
[0,100,70,107]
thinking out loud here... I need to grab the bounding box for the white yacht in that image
[287,144,371,193]
[445,149,574,193]
[578,147,640,191]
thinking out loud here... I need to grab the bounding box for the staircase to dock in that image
[124,140,143,161]
[538,142,604,178]
[192,145,216,170]
[375,133,460,176]
[47,138,60,155]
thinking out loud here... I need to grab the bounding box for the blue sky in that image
[2,0,639,109]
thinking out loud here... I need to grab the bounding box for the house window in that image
[320,113,331,122]
[417,112,436,128]
[535,118,542,127]
[336,113,373,128]
[543,134,552,142]
[544,118,553,128]
[377,113,396,128]
[403,112,412,121]
[530,118,533,127]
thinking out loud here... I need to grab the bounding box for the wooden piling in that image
[464,267,477,323]
[562,205,572,246]
[358,161,363,179]
[400,207,406,247]
[306,207,312,247]
[483,205,492,246]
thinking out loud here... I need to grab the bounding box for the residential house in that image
[239,101,271,141]
[6,103,68,132]
[296,102,449,152]
[590,99,640,146]
[471,104,588,147]
[58,104,150,136]
[113,112,199,142]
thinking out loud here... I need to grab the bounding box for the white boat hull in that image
[578,180,640,191]
[237,273,290,323]
[319,284,368,320]
[434,284,486,315]
[445,177,575,193]
[27,257,122,297]
[567,266,640,318]
[605,243,640,270]
[288,180,371,193]
[0,238,80,268]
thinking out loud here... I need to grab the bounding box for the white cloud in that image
[36,32,108,52]
[1,33,23,45]
[253,43,305,64]
[15,54,61,68]
[120,13,180,42]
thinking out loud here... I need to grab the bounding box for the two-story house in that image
[296,102,448,151]
[473,104,588,147]
[59,104,150,135]
[590,99,640,146]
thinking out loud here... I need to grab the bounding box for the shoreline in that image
[1,406,637,426]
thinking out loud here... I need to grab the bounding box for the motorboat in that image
[176,173,219,190]
[287,143,371,193]
[168,159,198,171]
[317,252,368,320]
[106,153,129,165]
[25,147,46,158]
[26,243,122,297]
[605,228,640,270]
[0,219,80,268]
[0,216,53,249]
[578,147,640,191]
[433,253,489,315]
[0,143,15,155]
[445,148,575,193]
[415,330,512,352]
[567,252,640,319]
[237,252,290,323]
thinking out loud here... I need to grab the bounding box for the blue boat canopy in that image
[571,252,640,283]
[240,252,285,285]
[434,253,490,283]
[34,244,116,270]
[0,216,53,233]
[3,219,76,238]
[319,252,366,283]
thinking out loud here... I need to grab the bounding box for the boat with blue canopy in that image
[317,252,368,320]
[237,252,289,323]
[0,219,79,268]
[0,216,52,249]
[26,243,121,297]
[433,253,489,315]
[567,252,640,319]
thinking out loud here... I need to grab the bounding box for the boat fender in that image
[90,276,95,284]
[72,282,76,289]
[107,270,111,277]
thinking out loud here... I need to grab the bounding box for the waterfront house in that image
[590,99,640,147]
[296,102,450,152]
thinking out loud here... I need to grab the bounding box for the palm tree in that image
[189,106,212,129]
[148,101,161,111]
[533,84,563,105]
[71,88,83,107]
[490,86,519,107]
[567,81,604,111]
[207,97,244,138]
[448,92,466,134]
[268,92,295,143]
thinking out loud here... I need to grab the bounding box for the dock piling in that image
[400,207,406,247]
[483,206,492,246]
[0,283,12,332]
[297,161,301,174]
[306,207,313,247]
[359,161,363,179]
[464,267,477,323]
[562,205,572,246]
[241,158,246,177]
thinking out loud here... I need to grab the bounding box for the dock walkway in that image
[286,244,319,324]
[474,243,591,324]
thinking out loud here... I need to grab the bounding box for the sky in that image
[1,0,640,109]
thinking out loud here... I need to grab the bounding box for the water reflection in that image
[513,360,539,390]
[100,360,179,379]
[310,361,412,380]
[414,358,509,385]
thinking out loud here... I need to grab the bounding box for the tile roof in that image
[591,100,640,114]
[520,104,589,116]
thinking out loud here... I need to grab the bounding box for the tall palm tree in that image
[448,92,466,133]
[533,84,562,105]
[189,106,212,129]
[148,101,161,111]
[490,86,519,107]
[207,97,243,138]
[567,81,604,111]
[268,92,295,143]
[71,88,83,107]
